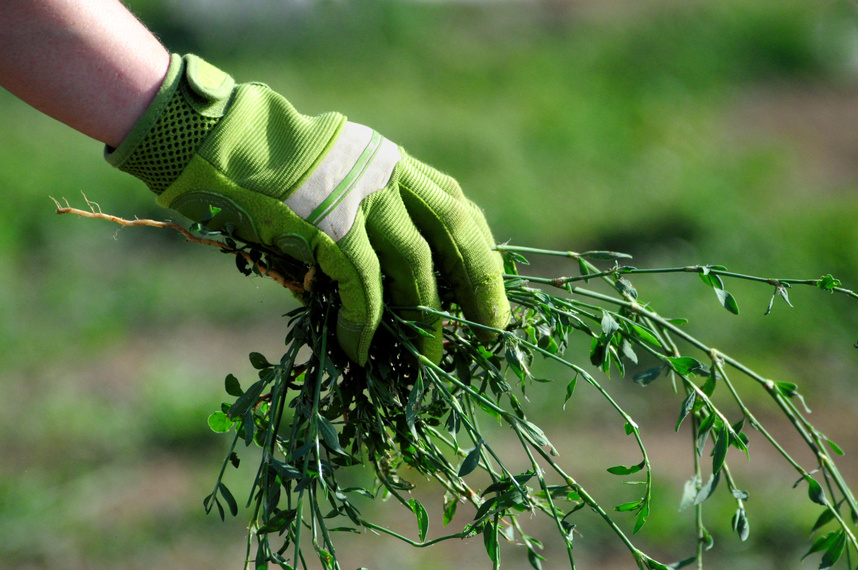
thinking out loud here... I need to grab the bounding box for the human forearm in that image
[0,0,169,148]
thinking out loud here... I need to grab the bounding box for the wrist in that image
[105,54,236,195]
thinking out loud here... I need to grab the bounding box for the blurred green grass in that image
[2,0,858,568]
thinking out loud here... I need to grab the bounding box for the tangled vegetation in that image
[56,201,858,569]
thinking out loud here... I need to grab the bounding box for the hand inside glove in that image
[106,54,510,365]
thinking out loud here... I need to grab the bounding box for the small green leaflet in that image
[633,365,663,386]
[606,460,645,476]
[732,508,750,542]
[218,482,238,517]
[317,414,347,456]
[697,267,740,314]
[248,351,271,370]
[458,441,482,477]
[581,250,633,261]
[409,498,430,542]
[712,425,728,475]
[694,471,720,506]
[563,373,578,409]
[624,320,662,347]
[803,529,846,569]
[666,356,707,376]
[805,475,827,506]
[225,373,243,397]
[520,420,551,447]
[405,374,424,433]
[483,520,500,563]
[601,311,620,336]
[675,392,696,431]
[443,492,458,526]
[228,378,268,419]
[614,498,644,512]
[817,274,842,291]
[208,411,233,433]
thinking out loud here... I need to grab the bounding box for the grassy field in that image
[2,1,858,568]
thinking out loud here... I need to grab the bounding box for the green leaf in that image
[633,365,663,386]
[248,352,270,370]
[317,414,346,456]
[328,526,360,534]
[701,369,717,397]
[694,471,720,506]
[826,438,845,456]
[254,540,267,569]
[607,460,645,476]
[666,556,698,569]
[405,375,424,431]
[224,373,243,397]
[601,311,620,336]
[241,410,255,447]
[473,497,497,522]
[615,498,643,512]
[483,520,500,563]
[811,508,836,535]
[675,392,696,432]
[819,530,846,569]
[698,268,725,289]
[256,508,297,534]
[645,559,671,570]
[731,508,749,541]
[272,460,302,480]
[519,420,551,447]
[458,442,482,477]
[805,475,827,506]
[478,400,504,423]
[620,339,638,364]
[775,381,798,397]
[527,547,545,570]
[666,356,706,376]
[634,500,650,533]
[228,378,267,419]
[218,482,238,517]
[317,548,336,570]
[714,288,740,315]
[207,411,233,433]
[679,476,698,512]
[817,274,842,291]
[626,321,662,347]
[577,257,590,279]
[712,425,728,475]
[581,250,633,260]
[803,531,841,560]
[563,373,578,409]
[614,276,638,299]
[409,498,430,542]
[505,344,530,382]
[443,492,458,526]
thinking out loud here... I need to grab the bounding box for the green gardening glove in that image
[106,54,510,365]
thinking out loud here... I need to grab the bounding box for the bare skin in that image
[0,0,170,148]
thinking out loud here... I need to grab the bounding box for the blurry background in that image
[2,0,858,568]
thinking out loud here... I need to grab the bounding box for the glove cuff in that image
[104,54,236,195]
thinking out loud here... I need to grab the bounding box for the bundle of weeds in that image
[53,202,858,570]
[201,240,858,570]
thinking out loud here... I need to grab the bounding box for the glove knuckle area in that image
[361,191,439,308]
[397,161,510,337]
[318,221,383,365]
[400,151,465,200]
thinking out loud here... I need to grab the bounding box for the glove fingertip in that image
[470,273,512,342]
[336,313,374,367]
